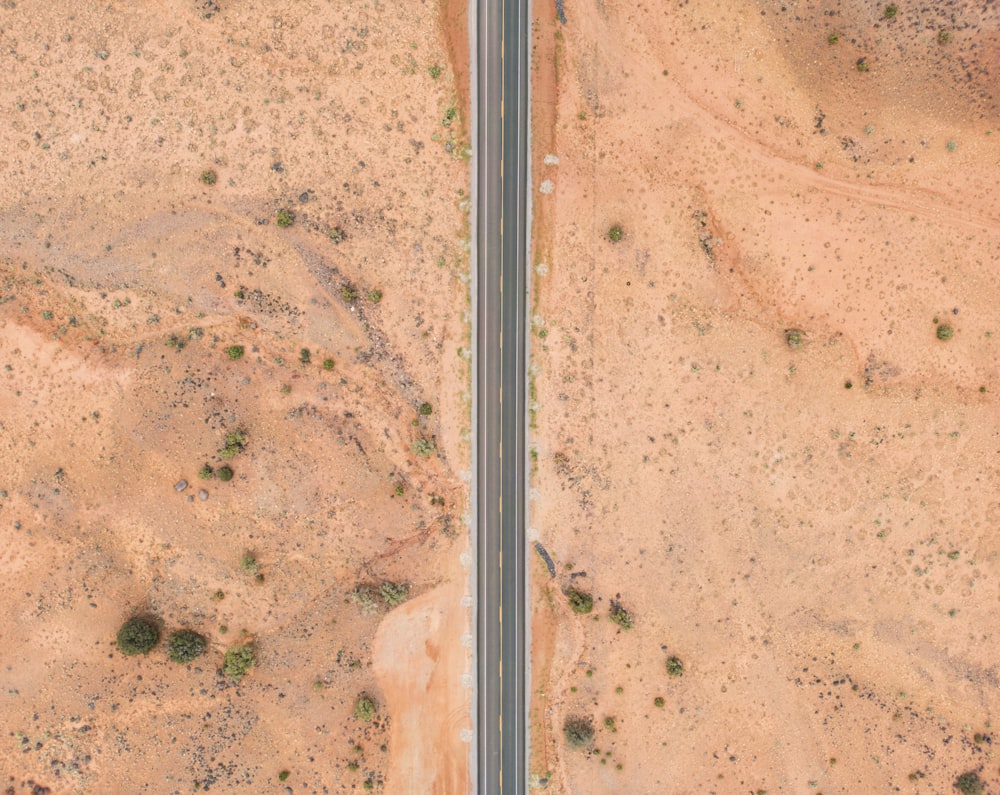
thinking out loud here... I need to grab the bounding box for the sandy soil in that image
[0,1,471,793]
[529,0,999,793]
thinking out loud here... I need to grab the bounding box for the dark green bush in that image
[563,715,594,749]
[276,209,295,228]
[566,588,593,614]
[167,629,207,664]
[340,284,358,304]
[117,616,160,656]
[954,772,984,795]
[354,692,377,721]
[608,225,623,243]
[323,358,335,371]
[221,430,247,459]
[223,643,256,681]
[609,601,633,630]
[216,465,234,482]
[299,348,311,365]
[418,402,433,416]
[226,345,244,360]
[200,169,217,185]
[936,323,954,341]
[653,696,665,707]
[666,656,685,677]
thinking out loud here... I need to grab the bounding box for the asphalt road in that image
[474,0,529,787]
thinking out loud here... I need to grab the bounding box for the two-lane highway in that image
[473,0,529,787]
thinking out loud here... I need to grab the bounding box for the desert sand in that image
[0,1,472,793]
[529,0,999,793]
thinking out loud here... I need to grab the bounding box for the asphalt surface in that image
[474,0,529,787]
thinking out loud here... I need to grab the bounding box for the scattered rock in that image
[198,489,208,501]
[539,179,554,194]
[174,480,188,492]
[544,153,560,165]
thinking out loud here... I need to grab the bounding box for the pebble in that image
[198,490,208,501]
[174,480,187,492]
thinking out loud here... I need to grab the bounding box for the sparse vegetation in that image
[653,696,665,707]
[200,169,217,185]
[328,226,346,243]
[116,616,160,656]
[412,437,436,458]
[323,358,335,371]
[276,208,295,228]
[239,552,259,575]
[354,692,377,721]
[226,345,244,360]
[428,64,442,79]
[608,224,624,243]
[666,656,685,677]
[299,348,311,365]
[566,587,594,614]
[856,57,870,72]
[278,771,290,782]
[167,629,207,664]
[936,323,954,341]
[938,29,951,44]
[609,601,633,630]
[785,329,803,349]
[884,4,898,19]
[223,643,256,681]
[563,715,594,749]
[827,32,840,45]
[603,716,617,732]
[418,402,434,416]
[198,463,214,480]
[367,289,383,304]
[216,465,234,482]
[221,430,247,459]
[954,772,984,795]
[340,284,358,304]
[379,581,410,607]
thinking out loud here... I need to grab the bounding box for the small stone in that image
[174,480,187,492]
[198,489,208,501]
[298,192,309,203]
[187,496,194,503]
[543,153,560,165]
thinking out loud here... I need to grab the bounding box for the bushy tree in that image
[223,643,256,681]
[168,630,207,664]
[563,715,594,749]
[117,617,160,656]
[566,588,593,614]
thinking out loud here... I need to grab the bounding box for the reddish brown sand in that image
[529,1,999,793]
[0,1,471,793]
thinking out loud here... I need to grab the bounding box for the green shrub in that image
[563,715,594,749]
[240,552,259,575]
[354,692,377,721]
[278,770,290,782]
[117,616,160,656]
[323,358,335,371]
[608,224,623,243]
[167,629,207,664]
[223,643,256,681]
[936,323,954,340]
[666,656,685,677]
[827,32,840,44]
[603,716,617,732]
[367,289,383,304]
[200,169,217,185]
[566,588,593,614]
[954,772,984,795]
[352,583,382,614]
[328,226,346,243]
[856,57,870,72]
[340,284,358,304]
[884,4,897,19]
[609,601,633,630]
[418,402,433,416]
[785,329,803,349]
[216,465,234,482]
[428,64,442,79]
[221,430,247,459]
[413,438,436,458]
[276,209,295,228]
[299,348,311,365]
[380,581,410,607]
[938,29,951,44]
[653,696,665,707]
[198,463,214,480]
[226,345,244,360]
